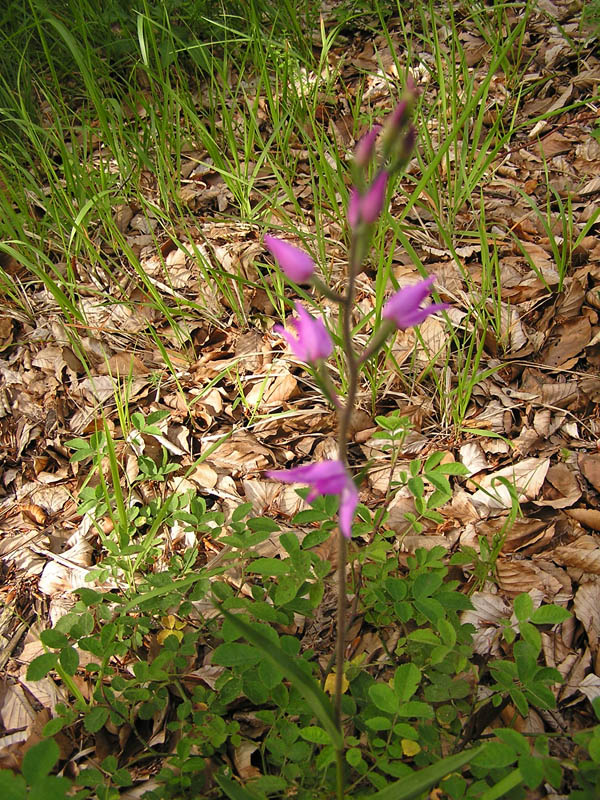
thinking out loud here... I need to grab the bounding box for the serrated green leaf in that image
[369,683,400,714]
[518,753,544,789]
[397,701,434,719]
[40,630,69,649]
[0,769,26,799]
[27,653,58,681]
[472,741,518,769]
[84,706,109,733]
[212,643,262,667]
[246,557,289,576]
[59,646,79,676]
[394,663,421,702]
[214,772,257,800]
[22,738,59,782]
[513,593,533,622]
[496,728,528,756]
[299,726,331,744]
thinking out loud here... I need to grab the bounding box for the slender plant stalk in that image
[332,235,364,798]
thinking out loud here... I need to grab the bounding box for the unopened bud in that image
[353,125,382,168]
[360,171,388,224]
[348,187,361,228]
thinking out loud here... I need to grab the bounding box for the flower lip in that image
[265,459,358,538]
[274,302,333,364]
[264,235,315,283]
[382,275,449,329]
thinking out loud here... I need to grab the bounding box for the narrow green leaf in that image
[479,768,523,800]
[366,746,483,800]
[216,603,341,749]
[214,772,257,800]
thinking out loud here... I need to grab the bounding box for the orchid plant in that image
[264,83,449,798]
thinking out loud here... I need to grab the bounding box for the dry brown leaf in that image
[573,578,600,654]
[471,457,550,512]
[552,535,600,574]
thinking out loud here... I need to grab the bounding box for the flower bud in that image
[347,187,361,228]
[264,235,315,283]
[353,125,381,168]
[359,171,388,224]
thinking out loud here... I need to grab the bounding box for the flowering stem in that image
[358,319,396,366]
[334,235,362,738]
[311,275,344,304]
[317,363,342,410]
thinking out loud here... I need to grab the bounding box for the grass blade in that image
[216,602,342,749]
[364,746,484,800]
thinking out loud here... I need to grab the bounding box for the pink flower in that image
[361,171,388,223]
[347,171,389,228]
[274,302,333,363]
[348,187,361,228]
[387,99,408,131]
[382,275,449,329]
[354,125,382,167]
[264,235,315,283]
[265,460,358,539]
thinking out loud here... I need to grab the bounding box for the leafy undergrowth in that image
[2,0,600,798]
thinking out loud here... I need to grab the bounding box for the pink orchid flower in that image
[264,235,315,283]
[382,275,449,329]
[266,460,358,539]
[274,302,332,364]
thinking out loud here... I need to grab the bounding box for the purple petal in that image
[382,276,448,329]
[348,187,361,228]
[266,460,346,486]
[354,125,382,167]
[276,303,332,363]
[264,235,315,283]
[339,480,358,539]
[360,171,389,223]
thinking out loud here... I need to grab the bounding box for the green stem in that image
[311,275,344,303]
[55,663,90,710]
[335,746,345,800]
[358,319,396,366]
[332,232,366,799]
